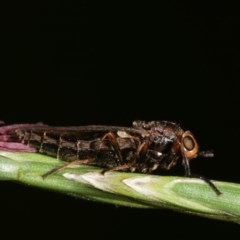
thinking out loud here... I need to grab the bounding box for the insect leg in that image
[101,140,149,174]
[182,154,192,176]
[101,132,124,165]
[101,163,132,174]
[135,140,149,159]
[182,152,221,195]
[189,174,222,195]
[42,159,95,179]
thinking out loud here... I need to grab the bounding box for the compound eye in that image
[182,131,199,159]
[183,135,195,151]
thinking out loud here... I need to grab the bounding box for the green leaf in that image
[1,150,240,223]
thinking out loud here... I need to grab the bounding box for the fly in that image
[0,120,221,195]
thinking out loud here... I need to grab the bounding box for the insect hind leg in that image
[41,159,94,179]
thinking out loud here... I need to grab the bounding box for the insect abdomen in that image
[14,129,137,164]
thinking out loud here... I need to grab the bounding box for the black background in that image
[2,1,240,237]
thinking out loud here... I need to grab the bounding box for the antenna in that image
[198,150,214,158]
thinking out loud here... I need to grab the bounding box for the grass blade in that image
[1,150,240,223]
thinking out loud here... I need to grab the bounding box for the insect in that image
[0,120,221,195]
